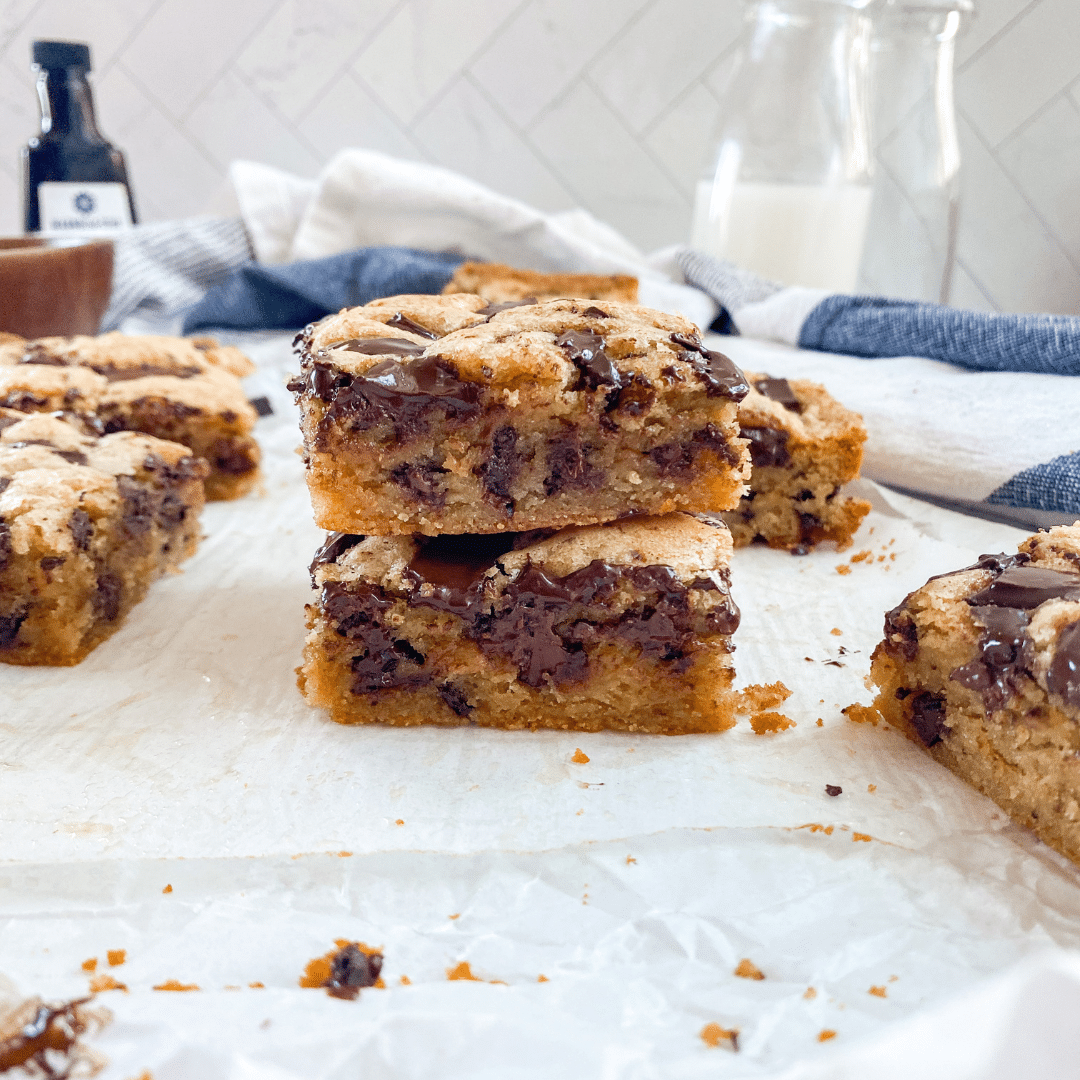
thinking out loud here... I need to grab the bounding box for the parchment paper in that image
[2,332,1079,1079]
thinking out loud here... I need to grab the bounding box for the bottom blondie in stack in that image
[290,293,753,733]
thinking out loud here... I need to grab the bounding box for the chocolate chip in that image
[0,608,27,648]
[55,448,88,466]
[309,532,366,585]
[474,425,522,514]
[117,476,153,537]
[612,373,654,416]
[0,519,10,571]
[967,565,1080,609]
[582,306,610,318]
[248,396,274,417]
[70,509,92,550]
[555,330,622,392]
[753,376,802,412]
[39,555,65,573]
[543,434,603,495]
[211,438,258,476]
[1,391,47,411]
[883,603,918,661]
[385,313,438,339]
[909,691,950,746]
[669,332,749,401]
[94,572,123,622]
[825,785,842,797]
[743,426,790,468]
[323,943,383,1000]
[950,606,1034,710]
[390,459,448,507]
[438,681,474,717]
[1048,620,1080,709]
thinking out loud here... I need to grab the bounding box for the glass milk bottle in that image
[691,0,874,292]
[857,0,971,304]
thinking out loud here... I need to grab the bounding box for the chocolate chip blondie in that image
[443,261,639,305]
[0,332,260,500]
[299,513,740,732]
[289,295,750,535]
[871,524,1080,865]
[0,409,207,665]
[722,374,870,553]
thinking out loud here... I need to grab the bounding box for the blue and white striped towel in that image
[678,249,1080,529]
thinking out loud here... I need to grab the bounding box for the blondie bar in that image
[443,261,638,305]
[722,373,870,552]
[871,524,1080,865]
[0,332,259,500]
[299,513,740,732]
[0,409,207,665]
[289,295,750,535]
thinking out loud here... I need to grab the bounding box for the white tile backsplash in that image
[1,0,1078,315]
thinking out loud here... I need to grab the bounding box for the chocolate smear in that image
[385,313,437,339]
[479,297,537,317]
[331,337,427,358]
[909,691,950,746]
[967,565,1080,609]
[883,603,919,661]
[309,532,366,584]
[669,332,749,401]
[555,329,622,392]
[1048,620,1080,709]
[950,606,1034,710]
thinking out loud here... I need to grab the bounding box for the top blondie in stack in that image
[289,282,754,734]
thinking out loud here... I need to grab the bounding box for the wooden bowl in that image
[0,237,114,339]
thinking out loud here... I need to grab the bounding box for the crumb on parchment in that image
[571,748,590,763]
[842,703,882,725]
[818,1029,837,1042]
[750,712,796,734]
[700,1023,739,1051]
[734,959,765,980]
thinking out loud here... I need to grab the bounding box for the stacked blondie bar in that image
[289,294,753,733]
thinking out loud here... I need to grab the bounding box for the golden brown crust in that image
[442,261,639,304]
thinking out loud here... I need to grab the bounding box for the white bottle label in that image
[37,181,133,237]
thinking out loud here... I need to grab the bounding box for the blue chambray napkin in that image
[679,248,1080,527]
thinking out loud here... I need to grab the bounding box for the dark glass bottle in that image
[22,39,137,235]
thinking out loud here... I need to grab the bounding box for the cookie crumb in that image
[249,982,265,989]
[152,980,200,992]
[867,784,877,793]
[853,832,872,843]
[816,718,824,727]
[735,682,792,713]
[302,941,384,999]
[400,975,412,985]
[818,1029,837,1042]
[869,985,886,998]
[842,703,881,725]
[107,949,126,967]
[825,785,842,797]
[750,712,796,734]
[626,855,636,865]
[89,974,127,993]
[836,564,852,575]
[537,974,549,983]
[803,986,817,1000]
[395,819,404,826]
[850,550,872,563]
[81,958,97,973]
[571,748,590,764]
[734,959,765,980]
[830,627,843,636]
[448,913,460,920]
[700,1023,739,1051]
[162,884,173,894]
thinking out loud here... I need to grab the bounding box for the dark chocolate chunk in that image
[648,423,739,477]
[249,395,274,417]
[211,438,258,476]
[612,373,655,416]
[882,603,918,661]
[331,337,427,358]
[0,416,21,434]
[0,608,27,648]
[18,343,69,366]
[390,458,448,507]
[438,681,474,717]
[117,476,153,537]
[950,606,1034,710]
[93,572,123,622]
[669,332,749,401]
[0,519,9,571]
[1,391,47,411]
[93,362,201,381]
[309,532,366,585]
[474,424,522,515]
[405,532,518,616]
[753,376,802,412]
[70,509,92,550]
[385,312,437,339]
[967,565,1080,609]
[555,329,622,392]
[582,306,610,318]
[929,551,1030,583]
[323,943,384,1000]
[743,426,790,468]
[39,555,65,573]
[479,297,537,317]
[825,785,842,797]
[544,433,603,496]
[909,691,950,746]
[55,448,88,466]
[1047,620,1080,709]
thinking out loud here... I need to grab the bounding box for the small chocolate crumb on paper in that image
[248,396,273,417]
[0,997,110,1078]
[825,785,842,797]
[734,958,765,980]
[699,1022,739,1051]
[302,941,384,1000]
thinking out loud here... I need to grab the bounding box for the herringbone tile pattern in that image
[1,0,1078,315]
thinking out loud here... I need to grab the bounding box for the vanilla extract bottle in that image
[23,39,137,236]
